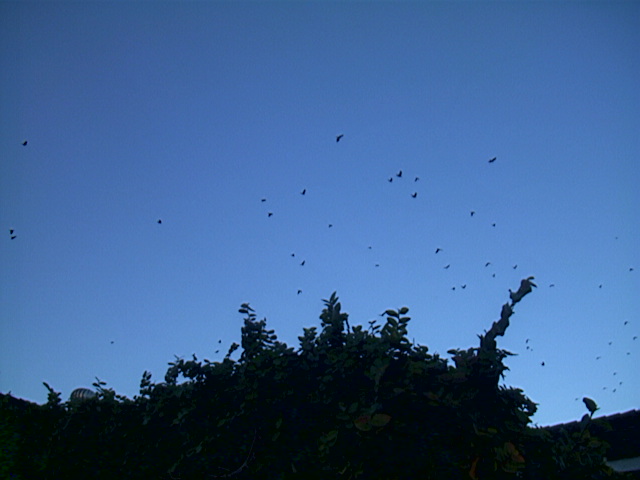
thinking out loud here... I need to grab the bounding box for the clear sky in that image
[1,1,638,427]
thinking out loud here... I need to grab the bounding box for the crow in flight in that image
[328,224,333,228]
[488,157,496,163]
[301,189,306,195]
[461,284,466,289]
[492,223,496,227]
[397,170,402,178]
[513,265,518,269]
[470,211,475,217]
[444,264,450,269]
[300,260,305,266]
[10,236,16,240]
[261,198,266,202]
[336,134,344,142]
[268,212,273,217]
[435,248,442,254]
[297,289,302,295]
[388,177,393,183]
[485,262,491,267]
[414,176,419,182]
[411,192,417,198]
[157,219,162,224]
[22,140,27,146]
[9,229,14,235]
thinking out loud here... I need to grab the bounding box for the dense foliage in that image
[0,281,629,479]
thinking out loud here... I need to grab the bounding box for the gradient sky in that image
[1,1,638,427]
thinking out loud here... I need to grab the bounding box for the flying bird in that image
[488,157,496,163]
[375,264,380,268]
[218,340,222,343]
[435,248,442,254]
[549,283,555,287]
[411,192,417,198]
[328,224,333,228]
[297,289,302,295]
[444,264,450,269]
[22,140,27,146]
[9,229,14,234]
[541,362,545,366]
[300,260,305,266]
[336,134,344,142]
[461,284,467,289]
[485,262,491,267]
[492,223,496,227]
[513,265,518,269]
[414,176,419,182]
[396,170,403,178]
[388,177,393,183]
[261,198,266,202]
[301,189,306,195]
[157,219,162,224]
[268,212,273,217]
[10,235,16,240]
[110,341,114,344]
[470,211,475,217]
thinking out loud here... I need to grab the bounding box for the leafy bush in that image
[0,281,629,479]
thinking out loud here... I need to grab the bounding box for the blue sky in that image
[1,1,638,427]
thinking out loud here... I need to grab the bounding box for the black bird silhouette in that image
[22,140,27,146]
[549,283,555,287]
[291,253,295,257]
[485,262,491,267]
[461,284,466,289]
[375,264,380,267]
[444,264,450,269]
[218,340,222,343]
[300,260,305,266]
[414,176,419,182]
[261,198,266,202]
[541,361,545,366]
[488,157,496,163]
[411,192,417,198]
[297,289,302,295]
[110,341,114,344]
[301,189,306,195]
[268,212,273,217]
[624,321,628,325]
[513,265,518,269]
[157,219,162,224]
[388,177,393,183]
[336,134,344,142]
[492,223,496,227]
[630,267,634,271]
[396,170,402,178]
[328,224,333,228]
[368,246,372,249]
[10,235,16,240]
[435,248,442,254]
[9,229,14,234]
[470,211,475,217]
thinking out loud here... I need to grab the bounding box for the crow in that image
[10,235,16,240]
[261,198,266,202]
[414,176,420,182]
[492,223,496,227]
[300,260,305,266]
[22,140,27,146]
[297,289,302,295]
[375,264,380,267]
[328,224,333,228]
[513,264,518,269]
[488,157,496,163]
[435,248,442,254]
[461,284,466,289]
[485,262,491,267]
[411,192,417,198]
[157,219,162,224]
[470,211,475,217]
[9,229,14,234]
[301,189,306,195]
[388,177,393,183]
[541,362,545,366]
[444,264,450,269]
[336,134,344,142]
[268,212,273,217]
[218,340,222,343]
[396,170,402,178]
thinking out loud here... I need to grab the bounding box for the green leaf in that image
[399,307,409,315]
